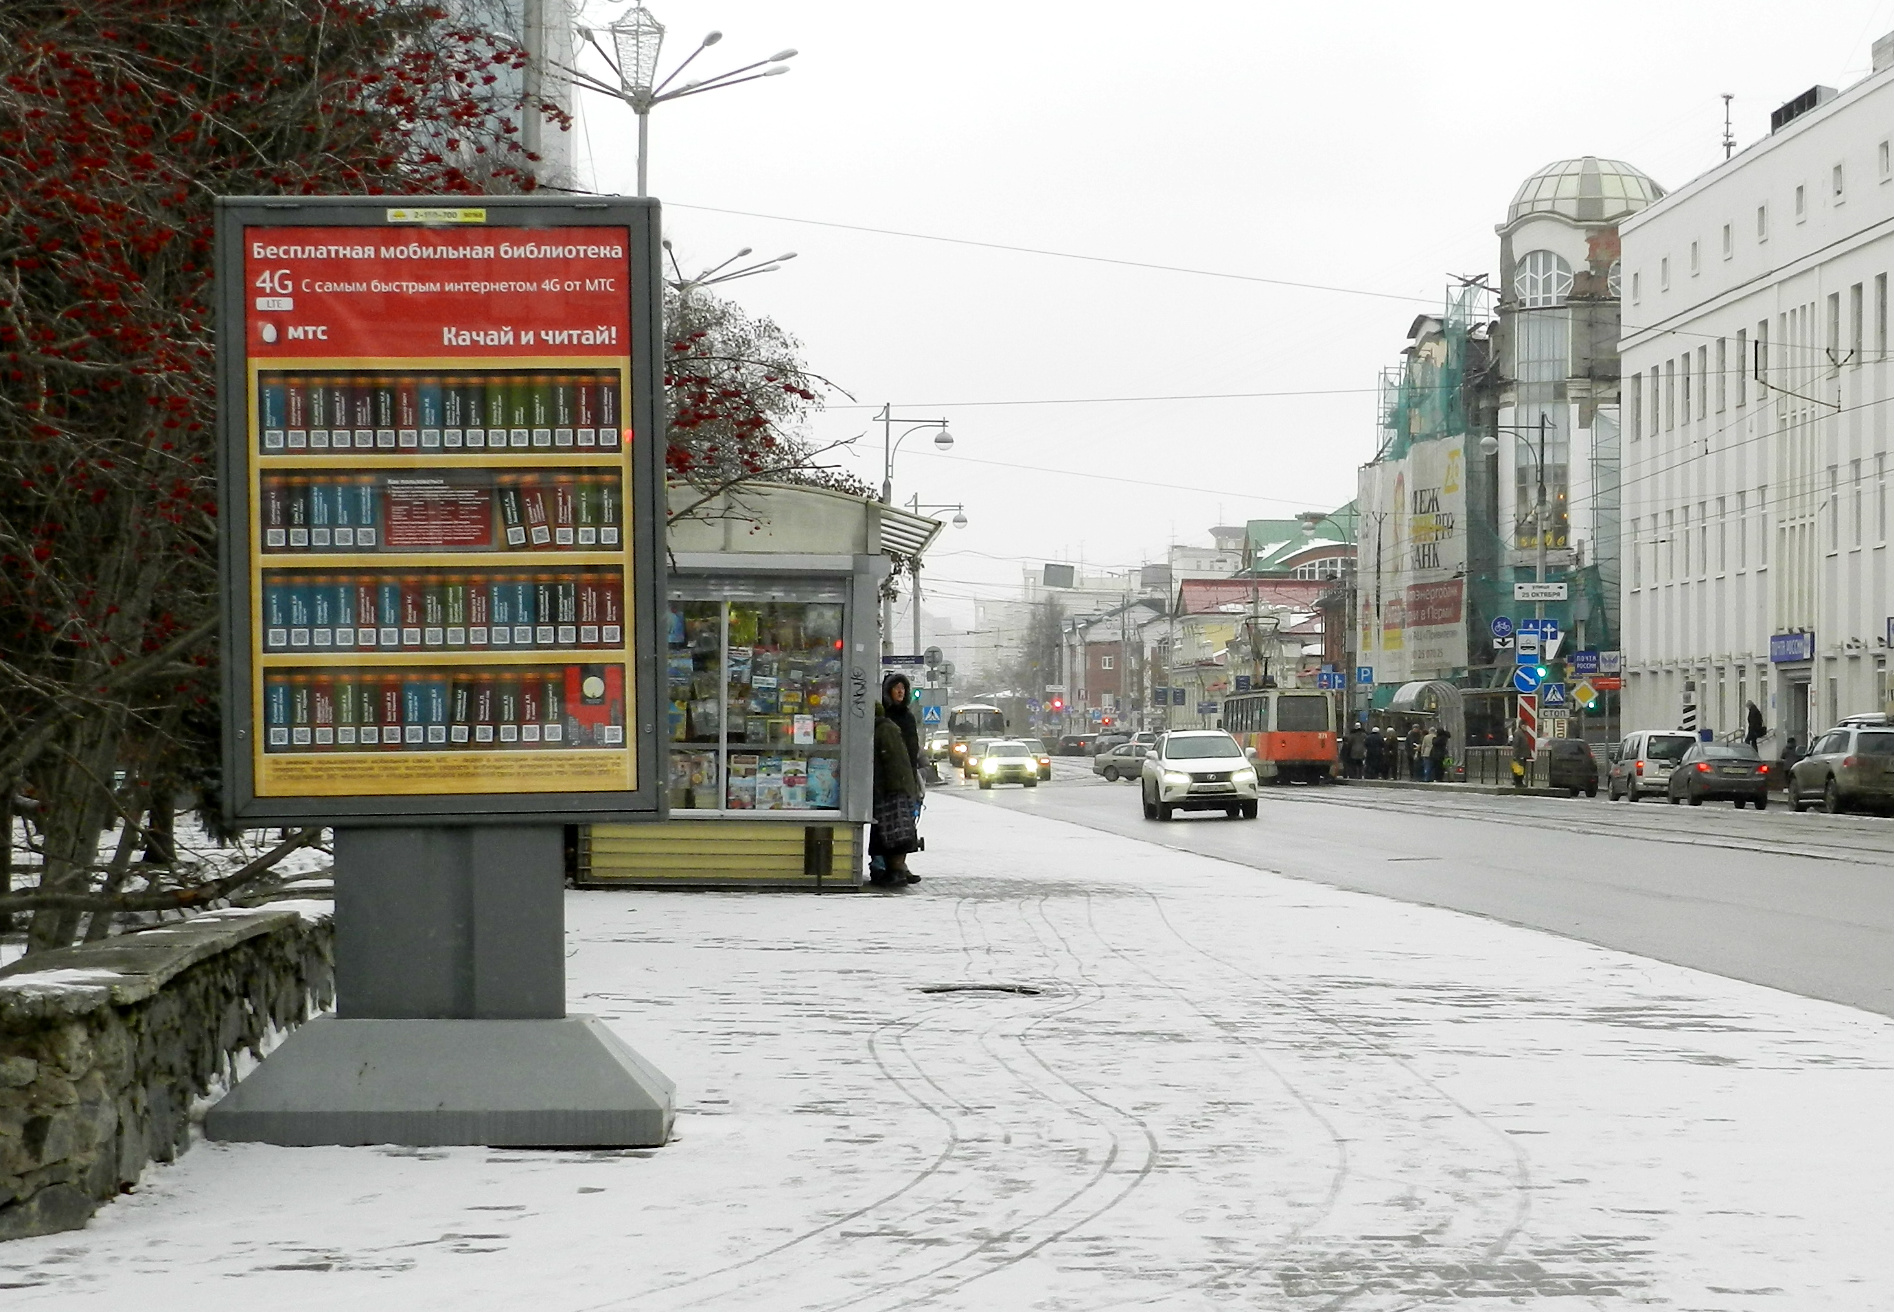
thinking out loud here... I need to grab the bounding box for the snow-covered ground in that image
[4,796,1893,1309]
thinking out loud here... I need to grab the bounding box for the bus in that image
[1220,689,1340,783]
[947,703,1008,769]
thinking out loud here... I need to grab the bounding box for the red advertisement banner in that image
[244,226,632,359]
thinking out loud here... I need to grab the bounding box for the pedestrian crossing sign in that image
[920,705,943,726]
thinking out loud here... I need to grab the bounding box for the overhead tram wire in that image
[896,447,1335,509]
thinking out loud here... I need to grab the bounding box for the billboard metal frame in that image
[215,195,666,825]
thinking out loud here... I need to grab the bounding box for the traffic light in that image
[1101,716,1114,727]
[1533,662,1549,680]
[1049,697,1064,712]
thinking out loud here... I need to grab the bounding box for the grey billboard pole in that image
[204,196,672,1147]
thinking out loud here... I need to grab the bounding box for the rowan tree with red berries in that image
[0,0,564,950]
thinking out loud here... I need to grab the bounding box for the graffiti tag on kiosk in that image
[850,665,869,719]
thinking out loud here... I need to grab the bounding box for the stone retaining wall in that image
[0,906,334,1239]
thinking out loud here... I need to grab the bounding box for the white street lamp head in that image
[762,65,789,77]
[777,252,798,262]
[610,5,666,95]
[952,510,969,529]
[701,30,723,46]
[933,426,954,451]
[1480,433,1500,456]
[770,48,798,61]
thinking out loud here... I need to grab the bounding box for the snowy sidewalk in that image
[6,795,1894,1309]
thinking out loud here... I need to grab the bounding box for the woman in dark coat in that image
[871,674,924,886]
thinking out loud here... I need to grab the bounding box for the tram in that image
[1220,688,1340,783]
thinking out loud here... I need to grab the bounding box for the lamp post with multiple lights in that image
[903,497,968,661]
[572,6,796,196]
[876,406,955,656]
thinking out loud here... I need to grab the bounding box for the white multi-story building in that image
[1620,35,1894,749]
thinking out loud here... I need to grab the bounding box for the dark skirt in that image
[869,794,919,856]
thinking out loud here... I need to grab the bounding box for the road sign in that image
[1519,692,1538,752]
[1592,675,1623,691]
[1234,674,1252,692]
[1570,650,1600,675]
[1514,581,1569,602]
[882,654,925,666]
[1316,671,1345,690]
[1513,665,1542,693]
[1572,679,1598,707]
[1356,665,1374,687]
[1516,632,1540,657]
[1172,688,1187,706]
[1518,618,1560,640]
[1598,651,1622,675]
[1540,682,1568,708]
[1026,699,1041,713]
[1492,635,1514,652]
[920,704,943,726]
[1490,615,1515,639]
[1196,701,1218,715]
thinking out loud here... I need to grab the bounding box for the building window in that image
[1680,506,1690,575]
[1690,240,1700,275]
[1717,496,1727,572]
[1759,485,1769,567]
[1631,270,1641,303]
[1829,466,1840,552]
[1879,454,1888,543]
[1883,140,1892,180]
[1631,518,1642,589]
[1834,164,1846,200]
[1852,283,1864,364]
[1716,338,1727,412]
[1736,329,1747,405]
[1664,359,1676,429]
[1608,259,1622,298]
[1878,274,1888,358]
[1829,292,1843,375]
[1660,256,1671,290]
[1796,184,1807,220]
[1697,345,1709,419]
[1722,223,1734,259]
[1650,366,1661,435]
[1681,357,1691,422]
[1853,459,1864,547]
[1737,490,1748,568]
[1698,502,1709,578]
[1758,204,1769,240]
[1631,373,1643,440]
[1514,249,1574,308]
[1099,655,1114,671]
[1758,320,1769,387]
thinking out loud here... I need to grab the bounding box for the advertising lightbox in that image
[216,198,664,824]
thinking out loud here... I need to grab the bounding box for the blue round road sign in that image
[1491,616,1515,639]
[1512,665,1541,693]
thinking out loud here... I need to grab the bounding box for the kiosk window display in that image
[666,588,848,813]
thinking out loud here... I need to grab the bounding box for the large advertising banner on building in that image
[217,199,662,824]
[1357,436,1467,684]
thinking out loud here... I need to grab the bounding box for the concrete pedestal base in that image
[206,1014,674,1146]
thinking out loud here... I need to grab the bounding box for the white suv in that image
[1140,730,1260,821]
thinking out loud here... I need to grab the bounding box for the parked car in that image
[1543,737,1599,797]
[1789,722,1894,812]
[1056,734,1097,757]
[973,740,1040,790]
[1092,741,1150,782]
[1093,733,1131,756]
[1018,737,1054,780]
[1667,742,1771,808]
[1140,730,1259,821]
[1131,731,1158,746]
[960,738,998,780]
[1607,729,1699,802]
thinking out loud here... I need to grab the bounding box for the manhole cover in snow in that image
[917,983,1045,996]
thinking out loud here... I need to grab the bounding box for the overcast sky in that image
[565,0,1894,623]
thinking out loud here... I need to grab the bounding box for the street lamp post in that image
[1480,412,1553,628]
[664,242,798,300]
[903,496,968,660]
[572,6,797,197]
[1298,509,1358,720]
[877,405,954,656]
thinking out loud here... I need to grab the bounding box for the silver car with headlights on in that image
[1140,730,1259,821]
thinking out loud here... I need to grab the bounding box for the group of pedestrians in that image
[1340,723,1452,782]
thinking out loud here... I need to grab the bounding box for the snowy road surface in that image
[962,759,1894,1018]
[6,793,1894,1309]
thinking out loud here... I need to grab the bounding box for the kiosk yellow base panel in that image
[578,821,861,889]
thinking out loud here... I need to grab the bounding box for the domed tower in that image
[1491,156,1664,697]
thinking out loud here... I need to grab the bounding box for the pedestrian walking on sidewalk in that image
[1344,724,1367,778]
[1403,725,1422,779]
[870,674,924,887]
[1745,701,1766,748]
[1428,724,1450,783]
[1418,726,1438,782]
[1510,719,1533,788]
[1364,727,1387,780]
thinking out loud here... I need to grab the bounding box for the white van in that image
[1606,729,1699,801]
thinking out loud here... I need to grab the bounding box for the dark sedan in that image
[1667,743,1771,808]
